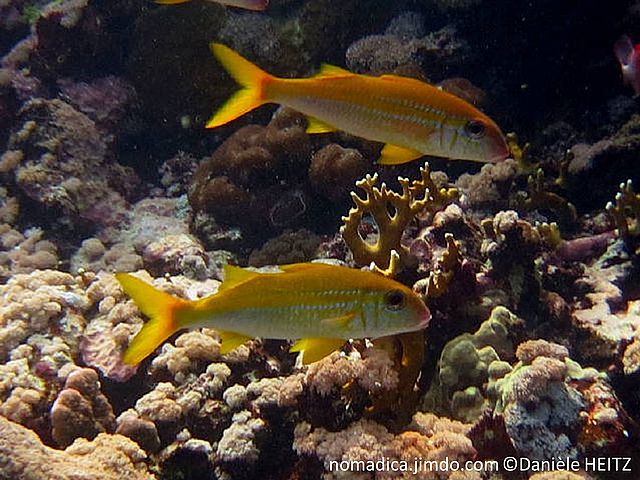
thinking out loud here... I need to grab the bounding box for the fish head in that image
[375,285,431,334]
[453,115,510,163]
[614,35,640,95]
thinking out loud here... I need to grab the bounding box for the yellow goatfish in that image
[155,0,268,11]
[207,43,510,165]
[116,263,430,365]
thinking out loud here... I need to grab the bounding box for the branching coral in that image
[341,162,458,271]
[514,169,577,229]
[606,179,640,249]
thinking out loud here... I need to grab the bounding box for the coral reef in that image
[345,14,468,78]
[188,109,311,232]
[50,367,115,447]
[0,415,154,480]
[0,98,139,228]
[422,306,523,422]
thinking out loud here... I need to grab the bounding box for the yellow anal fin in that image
[320,312,356,329]
[218,330,253,354]
[306,116,337,134]
[290,337,345,365]
[377,144,425,165]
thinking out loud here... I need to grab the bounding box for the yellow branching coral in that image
[515,168,577,228]
[423,233,463,299]
[606,180,640,243]
[506,132,535,173]
[341,163,458,271]
[535,221,562,249]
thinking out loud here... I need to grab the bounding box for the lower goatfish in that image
[155,0,268,11]
[116,263,430,365]
[207,43,509,165]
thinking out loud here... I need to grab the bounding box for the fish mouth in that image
[418,309,431,329]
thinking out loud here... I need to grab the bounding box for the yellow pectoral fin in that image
[290,337,346,365]
[320,312,356,329]
[377,144,425,165]
[218,330,253,354]
[306,116,337,134]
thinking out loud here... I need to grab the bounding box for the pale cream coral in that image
[0,415,154,480]
[135,382,182,424]
[216,410,266,464]
[305,347,398,396]
[294,412,478,480]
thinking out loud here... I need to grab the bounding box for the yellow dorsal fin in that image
[290,337,346,364]
[317,64,351,77]
[217,330,253,354]
[306,116,337,134]
[377,144,425,165]
[220,264,261,291]
[279,263,335,273]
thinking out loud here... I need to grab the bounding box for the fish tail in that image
[116,273,190,365]
[206,43,273,128]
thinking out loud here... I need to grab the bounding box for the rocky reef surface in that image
[1,0,640,479]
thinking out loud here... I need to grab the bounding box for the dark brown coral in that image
[188,111,311,230]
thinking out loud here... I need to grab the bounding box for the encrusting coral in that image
[422,306,523,422]
[341,162,458,271]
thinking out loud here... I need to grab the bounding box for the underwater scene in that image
[1,0,640,478]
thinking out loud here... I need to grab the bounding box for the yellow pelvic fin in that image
[306,116,337,134]
[317,64,351,77]
[115,273,188,365]
[154,0,191,4]
[218,330,253,354]
[219,264,262,291]
[320,312,356,329]
[206,43,273,129]
[377,144,425,165]
[290,337,346,365]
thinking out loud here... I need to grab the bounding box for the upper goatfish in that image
[207,43,509,165]
[155,0,268,11]
[614,35,640,96]
[116,263,430,365]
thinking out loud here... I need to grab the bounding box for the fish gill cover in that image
[0,0,640,479]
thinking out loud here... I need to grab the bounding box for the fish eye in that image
[384,289,406,311]
[464,120,486,139]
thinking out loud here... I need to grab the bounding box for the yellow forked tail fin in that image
[115,273,189,365]
[206,43,273,128]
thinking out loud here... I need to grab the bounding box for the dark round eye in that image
[384,289,406,311]
[464,120,486,139]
